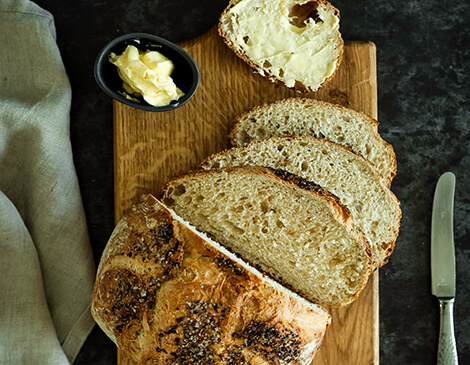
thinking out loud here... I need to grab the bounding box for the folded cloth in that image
[0,0,96,363]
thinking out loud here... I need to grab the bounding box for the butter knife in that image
[431,171,458,364]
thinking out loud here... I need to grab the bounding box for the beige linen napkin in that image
[0,0,96,363]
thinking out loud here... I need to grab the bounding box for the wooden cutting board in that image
[114,26,379,365]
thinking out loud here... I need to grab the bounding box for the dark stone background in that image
[33,0,470,364]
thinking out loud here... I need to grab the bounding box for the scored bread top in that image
[162,166,372,307]
[200,136,401,269]
[229,97,397,187]
[91,194,331,365]
[219,0,343,92]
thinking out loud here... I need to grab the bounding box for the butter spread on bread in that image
[219,0,343,92]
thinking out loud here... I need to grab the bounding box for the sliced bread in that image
[92,194,331,364]
[219,0,343,92]
[229,98,396,186]
[162,166,372,307]
[200,136,401,269]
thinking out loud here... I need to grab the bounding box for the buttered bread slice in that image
[162,166,372,307]
[200,136,401,269]
[219,0,343,92]
[229,98,397,187]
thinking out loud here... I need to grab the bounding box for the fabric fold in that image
[0,0,96,363]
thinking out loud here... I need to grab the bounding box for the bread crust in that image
[91,194,331,364]
[218,0,343,93]
[162,166,373,307]
[200,136,401,269]
[228,97,397,187]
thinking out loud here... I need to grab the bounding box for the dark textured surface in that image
[32,0,469,364]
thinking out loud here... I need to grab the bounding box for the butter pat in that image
[110,45,184,107]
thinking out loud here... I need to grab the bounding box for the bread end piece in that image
[91,194,330,364]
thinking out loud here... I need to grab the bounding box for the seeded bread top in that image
[91,194,331,364]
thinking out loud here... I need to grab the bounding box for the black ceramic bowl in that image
[94,33,200,112]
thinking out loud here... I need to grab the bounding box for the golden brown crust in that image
[218,0,343,93]
[162,166,373,307]
[376,204,402,268]
[228,97,397,187]
[199,135,401,269]
[91,194,331,364]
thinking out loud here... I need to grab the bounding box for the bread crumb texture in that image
[229,98,397,187]
[91,194,330,365]
[162,166,372,307]
[201,136,401,269]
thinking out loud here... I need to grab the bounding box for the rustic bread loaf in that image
[219,0,343,92]
[162,166,372,307]
[229,98,396,187]
[200,136,401,269]
[91,194,331,364]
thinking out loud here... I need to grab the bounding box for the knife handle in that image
[438,298,458,365]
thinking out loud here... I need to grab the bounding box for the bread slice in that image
[219,0,343,92]
[200,136,401,269]
[229,98,396,187]
[92,194,330,364]
[162,166,372,307]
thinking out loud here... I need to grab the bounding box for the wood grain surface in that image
[114,26,379,365]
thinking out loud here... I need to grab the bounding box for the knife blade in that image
[431,171,458,364]
[432,172,456,298]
